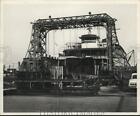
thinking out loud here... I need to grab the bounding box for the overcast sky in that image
[2,0,138,67]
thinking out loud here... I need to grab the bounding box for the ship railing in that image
[64,42,81,50]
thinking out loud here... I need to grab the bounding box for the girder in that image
[33,13,115,30]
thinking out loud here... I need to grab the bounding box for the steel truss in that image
[25,13,130,71]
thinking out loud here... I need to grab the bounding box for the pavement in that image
[3,86,137,112]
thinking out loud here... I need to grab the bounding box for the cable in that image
[25,26,33,58]
[47,32,49,55]
[53,30,55,56]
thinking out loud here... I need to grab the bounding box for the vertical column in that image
[18,62,20,70]
[102,59,104,70]
[29,82,32,89]
[45,32,47,57]
[62,66,63,80]
[94,60,96,75]
[106,24,113,71]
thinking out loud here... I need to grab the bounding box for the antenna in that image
[87,27,92,34]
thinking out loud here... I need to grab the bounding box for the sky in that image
[2,0,138,68]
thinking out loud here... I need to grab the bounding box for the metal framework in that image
[25,13,129,71]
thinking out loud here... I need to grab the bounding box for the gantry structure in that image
[25,13,130,71]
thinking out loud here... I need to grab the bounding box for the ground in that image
[3,87,137,112]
